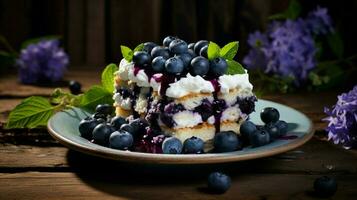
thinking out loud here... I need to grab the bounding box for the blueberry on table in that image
[188,42,195,50]
[152,56,166,72]
[163,36,176,47]
[151,46,170,59]
[207,172,231,194]
[176,53,193,69]
[250,129,270,147]
[209,57,228,77]
[190,56,209,76]
[183,136,204,154]
[194,40,208,55]
[239,121,257,139]
[120,123,134,134]
[78,117,100,140]
[213,131,240,153]
[165,57,184,74]
[69,80,81,95]
[162,137,183,154]
[169,39,188,54]
[260,107,280,124]
[143,42,158,54]
[199,45,208,58]
[109,130,134,150]
[92,123,116,146]
[111,116,127,130]
[264,123,280,139]
[133,51,151,66]
[314,176,337,198]
[275,120,288,136]
[95,104,113,116]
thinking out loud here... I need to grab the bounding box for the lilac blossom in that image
[323,86,357,149]
[306,6,334,35]
[17,39,69,84]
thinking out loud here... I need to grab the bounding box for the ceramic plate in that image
[47,99,314,164]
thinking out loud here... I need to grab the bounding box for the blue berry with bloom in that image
[17,39,69,84]
[323,86,357,149]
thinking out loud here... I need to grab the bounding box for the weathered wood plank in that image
[0,138,356,174]
[0,172,356,200]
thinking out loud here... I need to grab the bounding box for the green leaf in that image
[6,96,55,129]
[101,63,118,93]
[226,60,245,75]
[207,41,221,60]
[80,86,113,111]
[0,51,16,67]
[133,43,144,52]
[220,41,239,60]
[327,32,344,59]
[21,35,61,49]
[268,0,301,20]
[120,45,133,62]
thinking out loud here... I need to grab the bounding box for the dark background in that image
[0,0,356,69]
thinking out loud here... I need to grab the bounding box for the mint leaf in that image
[226,60,245,75]
[101,63,118,93]
[6,96,55,129]
[80,86,113,111]
[120,45,133,62]
[134,43,144,52]
[220,41,239,60]
[207,41,221,60]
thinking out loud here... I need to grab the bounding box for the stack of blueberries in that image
[132,36,228,77]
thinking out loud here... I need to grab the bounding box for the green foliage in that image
[268,0,301,20]
[327,32,344,59]
[101,63,118,93]
[79,85,113,111]
[226,60,245,75]
[207,41,221,60]
[220,41,239,60]
[120,45,133,62]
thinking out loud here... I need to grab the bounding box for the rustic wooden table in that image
[0,71,356,200]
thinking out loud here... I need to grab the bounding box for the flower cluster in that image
[324,86,357,149]
[243,7,333,85]
[17,39,69,84]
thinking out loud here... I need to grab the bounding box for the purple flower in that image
[306,6,334,35]
[17,39,69,84]
[323,86,357,149]
[247,31,269,48]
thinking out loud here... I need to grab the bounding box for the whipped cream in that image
[150,74,162,91]
[218,73,253,94]
[172,111,203,129]
[128,68,151,87]
[113,93,131,110]
[166,74,214,98]
[116,59,134,81]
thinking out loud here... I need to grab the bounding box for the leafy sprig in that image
[207,41,245,75]
[120,43,144,62]
[6,63,118,129]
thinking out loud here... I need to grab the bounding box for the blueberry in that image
[151,46,170,59]
[95,104,113,116]
[314,176,337,198]
[79,117,100,140]
[165,57,184,74]
[207,172,231,194]
[109,130,133,150]
[111,116,127,130]
[199,45,208,58]
[188,42,195,50]
[152,56,166,72]
[169,39,188,54]
[275,120,288,136]
[163,36,176,47]
[187,49,196,57]
[92,112,107,120]
[162,137,183,154]
[264,123,280,139]
[260,107,280,124]
[129,118,149,137]
[133,51,151,66]
[194,40,208,55]
[250,129,270,147]
[176,53,193,69]
[183,136,204,154]
[190,56,209,76]
[209,57,228,77]
[143,42,158,54]
[213,131,239,152]
[240,121,257,139]
[92,123,115,146]
[120,123,134,134]
[69,80,81,95]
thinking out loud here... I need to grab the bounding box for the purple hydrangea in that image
[243,6,333,85]
[323,86,357,149]
[17,39,69,84]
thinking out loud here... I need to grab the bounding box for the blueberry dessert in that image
[113,36,257,152]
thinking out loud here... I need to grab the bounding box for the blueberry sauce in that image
[236,96,257,115]
[194,99,213,121]
[159,75,175,96]
[210,79,225,133]
[130,86,141,118]
[134,128,166,153]
[133,66,141,76]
